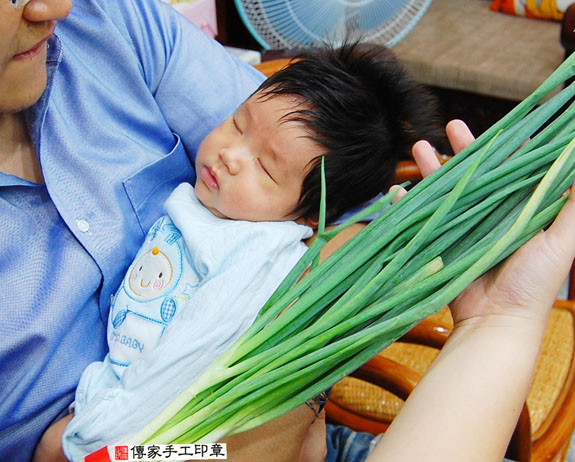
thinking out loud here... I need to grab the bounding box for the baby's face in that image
[194,92,322,222]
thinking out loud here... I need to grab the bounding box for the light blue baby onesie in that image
[63,183,312,460]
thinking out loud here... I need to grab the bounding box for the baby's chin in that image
[196,195,229,220]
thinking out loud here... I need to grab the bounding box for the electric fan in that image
[234,0,432,50]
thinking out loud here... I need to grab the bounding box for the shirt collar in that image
[24,34,63,152]
[1,36,62,188]
[47,33,62,63]
[0,172,43,187]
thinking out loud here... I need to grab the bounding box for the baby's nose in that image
[220,148,242,175]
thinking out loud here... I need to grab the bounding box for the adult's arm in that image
[94,0,264,154]
[367,121,575,462]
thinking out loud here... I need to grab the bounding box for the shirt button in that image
[76,219,90,233]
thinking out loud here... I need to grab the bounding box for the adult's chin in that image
[0,51,48,113]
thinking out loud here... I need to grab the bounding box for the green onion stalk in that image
[114,53,575,450]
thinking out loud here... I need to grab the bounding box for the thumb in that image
[543,182,575,275]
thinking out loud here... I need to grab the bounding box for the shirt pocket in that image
[123,134,195,236]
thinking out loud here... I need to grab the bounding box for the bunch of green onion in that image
[126,52,575,447]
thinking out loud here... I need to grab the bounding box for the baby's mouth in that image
[200,166,219,190]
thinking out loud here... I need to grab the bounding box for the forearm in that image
[367,312,549,462]
[34,413,74,462]
[220,401,317,461]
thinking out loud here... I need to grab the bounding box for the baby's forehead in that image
[256,97,316,137]
[250,89,309,111]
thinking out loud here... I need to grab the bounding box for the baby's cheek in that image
[153,280,164,291]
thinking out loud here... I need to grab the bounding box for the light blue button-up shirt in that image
[0,0,263,458]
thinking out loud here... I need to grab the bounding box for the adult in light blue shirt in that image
[0,0,264,459]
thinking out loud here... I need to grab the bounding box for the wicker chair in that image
[325,300,575,462]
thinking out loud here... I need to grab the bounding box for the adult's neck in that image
[0,111,44,184]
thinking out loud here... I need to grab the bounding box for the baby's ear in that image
[295,216,319,228]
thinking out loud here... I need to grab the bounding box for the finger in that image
[446,120,475,154]
[497,180,575,310]
[412,140,441,178]
[542,181,575,269]
[390,184,407,203]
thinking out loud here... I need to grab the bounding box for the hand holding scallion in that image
[412,119,575,327]
[368,120,575,462]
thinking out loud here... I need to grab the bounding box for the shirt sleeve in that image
[97,0,265,156]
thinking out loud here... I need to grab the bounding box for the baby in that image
[35,42,443,462]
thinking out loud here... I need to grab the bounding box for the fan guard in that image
[234,0,431,50]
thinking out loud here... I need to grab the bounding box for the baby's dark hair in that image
[255,42,444,223]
